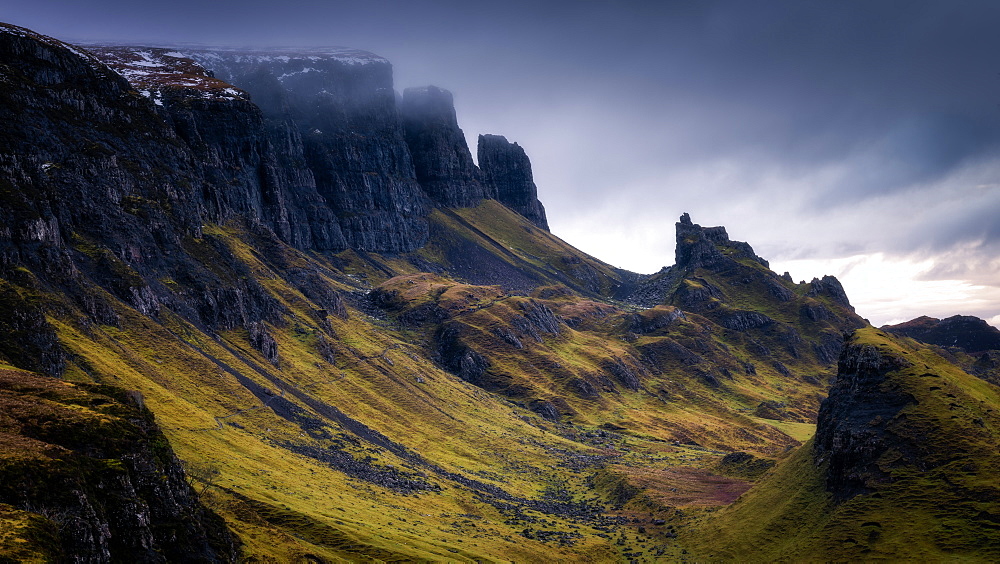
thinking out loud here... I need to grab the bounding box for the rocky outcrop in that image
[478,134,549,230]
[84,42,557,253]
[882,314,1000,353]
[0,368,238,562]
[813,336,915,500]
[402,86,487,207]
[807,275,854,311]
[0,280,65,376]
[184,48,430,252]
[720,310,775,332]
[0,28,302,347]
[674,213,768,271]
[436,323,490,386]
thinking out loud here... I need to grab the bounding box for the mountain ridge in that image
[0,22,995,562]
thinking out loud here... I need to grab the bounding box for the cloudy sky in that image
[7,0,1000,327]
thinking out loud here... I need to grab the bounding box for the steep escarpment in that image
[93,46,553,252]
[0,367,238,562]
[401,85,488,207]
[813,335,917,500]
[91,47,348,252]
[685,327,1000,561]
[183,47,431,252]
[0,25,249,331]
[478,133,549,230]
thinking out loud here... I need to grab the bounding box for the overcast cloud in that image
[6,0,1000,326]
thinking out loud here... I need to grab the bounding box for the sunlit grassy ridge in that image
[4,203,971,562]
[0,216,710,560]
[683,327,1000,561]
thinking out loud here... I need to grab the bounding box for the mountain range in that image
[0,22,998,562]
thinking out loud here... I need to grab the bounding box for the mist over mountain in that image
[6,0,1000,328]
[0,20,998,563]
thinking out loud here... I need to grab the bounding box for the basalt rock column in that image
[477,134,549,230]
[401,85,487,208]
[189,49,431,252]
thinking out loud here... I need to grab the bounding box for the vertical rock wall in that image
[477,134,549,230]
[401,85,488,207]
[193,51,431,252]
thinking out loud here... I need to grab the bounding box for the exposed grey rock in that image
[672,277,725,312]
[185,48,431,252]
[493,326,525,349]
[247,321,279,366]
[0,369,239,562]
[402,85,487,207]
[478,134,549,230]
[530,399,561,421]
[569,377,600,400]
[603,358,643,391]
[437,324,490,385]
[0,281,65,376]
[720,310,775,331]
[807,275,854,311]
[814,339,914,501]
[675,213,769,271]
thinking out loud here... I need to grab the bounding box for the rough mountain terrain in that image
[0,22,997,562]
[883,314,1000,353]
[684,327,1000,561]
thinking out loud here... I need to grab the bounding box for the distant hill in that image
[883,315,1000,353]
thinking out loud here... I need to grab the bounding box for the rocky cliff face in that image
[184,48,433,252]
[401,85,488,207]
[82,41,557,253]
[674,212,768,271]
[478,134,549,230]
[90,47,348,252]
[813,336,915,500]
[0,367,238,562]
[2,27,301,337]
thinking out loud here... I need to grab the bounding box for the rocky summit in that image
[1,21,998,562]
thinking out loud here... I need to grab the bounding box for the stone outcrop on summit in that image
[478,134,550,230]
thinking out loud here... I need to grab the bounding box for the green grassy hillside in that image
[0,205,863,561]
[2,205,996,561]
[683,327,1000,561]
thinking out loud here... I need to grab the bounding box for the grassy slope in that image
[373,272,803,458]
[682,327,1000,561]
[0,204,895,561]
[3,222,650,561]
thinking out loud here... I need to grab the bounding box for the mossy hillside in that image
[0,367,235,561]
[374,273,806,457]
[0,504,60,564]
[420,202,625,296]
[657,272,863,422]
[32,213,815,560]
[0,208,864,562]
[682,328,1000,561]
[36,252,674,561]
[454,202,624,292]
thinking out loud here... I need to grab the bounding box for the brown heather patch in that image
[619,465,753,507]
